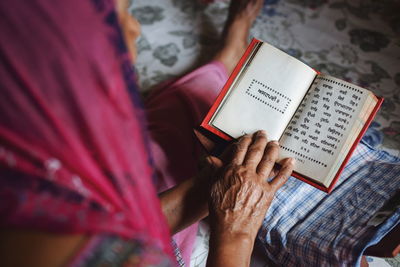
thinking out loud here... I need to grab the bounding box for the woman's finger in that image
[243,130,268,168]
[206,155,224,170]
[230,134,253,165]
[256,141,280,178]
[269,158,295,191]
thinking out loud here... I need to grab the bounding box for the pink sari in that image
[0,0,174,264]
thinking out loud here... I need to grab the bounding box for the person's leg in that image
[215,0,264,74]
[146,0,264,192]
[145,1,264,265]
[146,61,227,192]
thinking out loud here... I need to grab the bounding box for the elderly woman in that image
[0,0,295,266]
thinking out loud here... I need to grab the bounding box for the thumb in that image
[206,155,224,170]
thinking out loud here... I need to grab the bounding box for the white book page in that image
[324,93,376,184]
[210,43,317,140]
[278,74,377,186]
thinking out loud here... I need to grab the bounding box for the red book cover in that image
[199,38,383,193]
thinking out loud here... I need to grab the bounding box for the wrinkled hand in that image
[208,131,295,241]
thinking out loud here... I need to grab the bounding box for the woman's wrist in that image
[207,229,255,267]
[159,175,210,234]
[210,230,255,250]
[210,221,258,243]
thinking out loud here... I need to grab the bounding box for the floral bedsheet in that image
[130,0,400,266]
[132,0,400,156]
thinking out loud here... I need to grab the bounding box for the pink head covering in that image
[0,0,173,262]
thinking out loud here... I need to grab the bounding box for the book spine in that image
[291,172,329,192]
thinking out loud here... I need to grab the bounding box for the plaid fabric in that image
[172,240,185,267]
[259,139,400,266]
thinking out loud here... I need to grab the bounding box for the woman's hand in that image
[207,130,295,267]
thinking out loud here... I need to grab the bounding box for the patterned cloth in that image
[0,0,175,265]
[132,0,400,157]
[70,235,173,267]
[129,2,400,264]
[143,56,400,266]
[155,60,400,267]
[259,139,400,266]
[172,240,186,267]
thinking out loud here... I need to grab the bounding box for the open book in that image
[200,39,383,193]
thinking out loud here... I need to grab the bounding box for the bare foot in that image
[214,0,263,74]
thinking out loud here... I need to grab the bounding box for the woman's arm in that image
[207,131,295,267]
[159,177,208,234]
[159,130,294,266]
[158,157,218,234]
